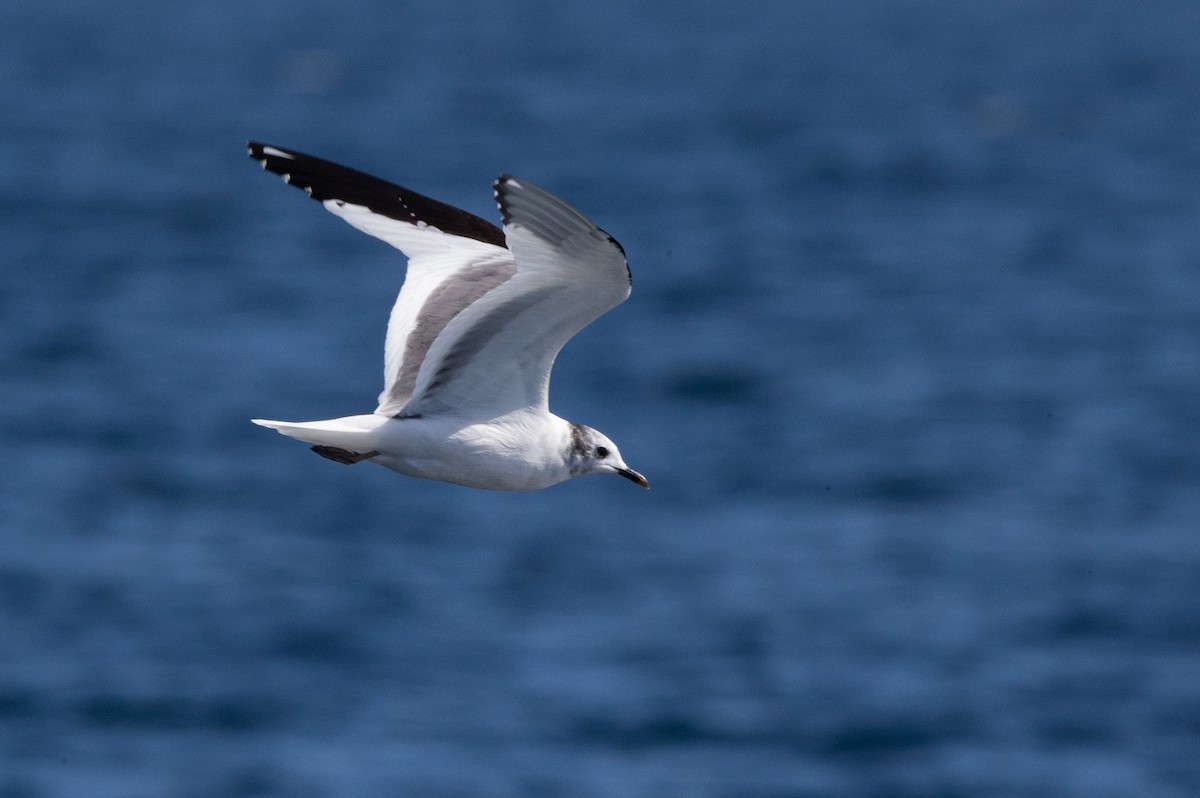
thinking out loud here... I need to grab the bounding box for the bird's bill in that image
[616,467,650,489]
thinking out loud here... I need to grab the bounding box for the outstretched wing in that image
[396,175,632,419]
[248,142,514,414]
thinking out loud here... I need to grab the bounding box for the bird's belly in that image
[370,419,567,492]
[372,452,559,491]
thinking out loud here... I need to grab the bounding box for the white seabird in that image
[247,142,647,491]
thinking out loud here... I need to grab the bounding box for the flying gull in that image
[247,142,647,491]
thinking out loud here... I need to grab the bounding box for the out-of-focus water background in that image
[3,2,1199,796]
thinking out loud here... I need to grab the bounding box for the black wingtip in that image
[246,140,273,161]
[492,174,517,225]
[247,141,301,170]
[493,173,632,286]
[248,142,508,248]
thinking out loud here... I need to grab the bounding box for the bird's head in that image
[567,423,648,489]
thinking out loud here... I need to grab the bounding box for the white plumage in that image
[247,142,647,491]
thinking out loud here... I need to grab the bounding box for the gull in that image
[247,142,648,491]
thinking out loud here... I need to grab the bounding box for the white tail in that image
[251,415,385,450]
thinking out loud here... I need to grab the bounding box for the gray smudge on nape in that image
[567,422,590,474]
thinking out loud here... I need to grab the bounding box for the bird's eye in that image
[595,446,609,458]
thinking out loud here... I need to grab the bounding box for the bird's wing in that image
[395,174,632,420]
[248,142,514,414]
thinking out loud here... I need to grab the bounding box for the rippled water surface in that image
[2,2,1199,796]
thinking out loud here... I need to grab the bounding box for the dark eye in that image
[595,446,609,458]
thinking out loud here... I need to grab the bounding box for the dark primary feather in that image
[247,141,507,248]
[493,174,631,286]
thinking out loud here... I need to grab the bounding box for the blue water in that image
[3,2,1199,795]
